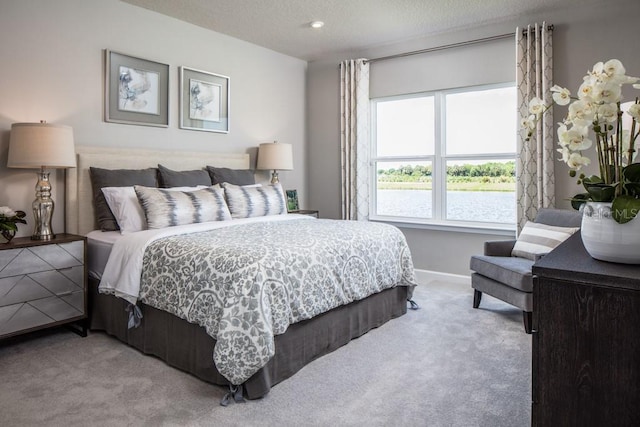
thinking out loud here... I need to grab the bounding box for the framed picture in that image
[180,66,230,133]
[104,50,169,127]
[286,189,299,212]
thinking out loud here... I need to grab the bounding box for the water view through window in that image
[375,160,515,224]
[373,85,516,226]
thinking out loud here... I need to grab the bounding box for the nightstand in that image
[295,210,319,218]
[0,234,87,339]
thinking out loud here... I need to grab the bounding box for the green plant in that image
[0,206,27,234]
[523,59,640,223]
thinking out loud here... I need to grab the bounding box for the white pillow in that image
[134,185,231,229]
[511,221,579,260]
[102,185,209,234]
[222,182,287,218]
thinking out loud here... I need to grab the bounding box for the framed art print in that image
[105,50,169,127]
[286,189,299,212]
[180,66,230,133]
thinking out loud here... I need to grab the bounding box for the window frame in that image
[369,82,517,234]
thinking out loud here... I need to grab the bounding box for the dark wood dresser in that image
[531,232,640,426]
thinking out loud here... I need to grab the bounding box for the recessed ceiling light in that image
[310,21,324,29]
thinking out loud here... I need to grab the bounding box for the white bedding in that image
[98,214,312,304]
[86,230,121,280]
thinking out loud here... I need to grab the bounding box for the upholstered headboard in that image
[65,145,250,235]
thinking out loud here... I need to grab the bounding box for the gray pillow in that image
[89,167,158,231]
[206,166,255,185]
[158,164,212,188]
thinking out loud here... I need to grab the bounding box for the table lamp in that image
[257,141,293,184]
[8,121,76,240]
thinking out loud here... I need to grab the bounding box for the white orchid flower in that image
[591,61,605,75]
[528,97,545,115]
[628,103,640,121]
[557,123,586,142]
[550,85,571,105]
[524,60,639,196]
[557,146,571,162]
[557,123,569,143]
[592,82,622,104]
[597,103,619,123]
[559,125,592,151]
[568,100,595,127]
[603,59,626,78]
[0,207,16,218]
[568,135,592,152]
[616,75,639,85]
[578,81,595,100]
[567,152,591,170]
[521,114,538,131]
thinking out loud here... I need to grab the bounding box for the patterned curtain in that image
[516,23,554,233]
[340,59,370,221]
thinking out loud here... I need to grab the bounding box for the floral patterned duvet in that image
[132,218,416,385]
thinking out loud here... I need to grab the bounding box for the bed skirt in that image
[88,278,410,399]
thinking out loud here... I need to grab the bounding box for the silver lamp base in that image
[31,169,55,240]
[270,170,280,184]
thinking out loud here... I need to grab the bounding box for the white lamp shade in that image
[257,142,293,171]
[8,122,76,169]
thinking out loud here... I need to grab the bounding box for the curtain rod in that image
[364,25,554,65]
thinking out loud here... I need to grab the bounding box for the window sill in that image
[369,216,516,236]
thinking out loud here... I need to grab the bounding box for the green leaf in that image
[570,193,590,210]
[0,222,18,232]
[582,175,604,185]
[612,195,640,224]
[622,164,640,197]
[583,182,616,202]
[622,163,640,183]
[624,183,640,198]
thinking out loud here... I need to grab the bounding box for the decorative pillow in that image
[101,187,146,234]
[102,186,208,234]
[511,221,579,260]
[222,182,287,218]
[206,166,255,186]
[134,186,231,229]
[90,167,158,231]
[157,164,212,188]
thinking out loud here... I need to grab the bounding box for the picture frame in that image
[180,66,230,133]
[104,50,169,127]
[286,189,299,212]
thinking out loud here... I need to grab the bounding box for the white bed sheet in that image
[86,230,122,280]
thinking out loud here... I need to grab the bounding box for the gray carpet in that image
[0,281,531,427]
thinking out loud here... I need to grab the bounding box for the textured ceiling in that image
[121,0,606,61]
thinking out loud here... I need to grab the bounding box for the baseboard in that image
[414,269,471,287]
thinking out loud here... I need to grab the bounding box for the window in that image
[371,83,516,229]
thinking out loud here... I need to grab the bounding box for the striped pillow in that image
[223,182,287,218]
[511,221,579,260]
[134,186,231,229]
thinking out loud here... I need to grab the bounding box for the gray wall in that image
[2,0,638,277]
[307,0,640,275]
[0,0,307,238]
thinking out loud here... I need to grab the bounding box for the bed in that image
[66,146,416,400]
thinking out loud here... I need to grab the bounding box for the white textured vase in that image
[581,202,640,264]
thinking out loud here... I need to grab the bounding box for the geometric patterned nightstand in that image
[0,234,87,339]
